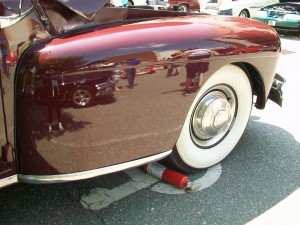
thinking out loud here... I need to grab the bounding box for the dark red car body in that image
[0,0,284,188]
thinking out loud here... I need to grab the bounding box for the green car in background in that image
[253,2,300,35]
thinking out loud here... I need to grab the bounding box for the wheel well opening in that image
[233,62,266,109]
[175,3,189,10]
[239,9,250,17]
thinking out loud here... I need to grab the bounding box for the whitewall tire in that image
[171,64,253,172]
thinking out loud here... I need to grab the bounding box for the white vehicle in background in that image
[127,0,170,10]
[200,0,280,18]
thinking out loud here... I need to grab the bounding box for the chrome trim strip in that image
[0,175,18,189]
[18,150,172,184]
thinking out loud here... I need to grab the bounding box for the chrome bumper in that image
[268,73,285,107]
[95,80,117,96]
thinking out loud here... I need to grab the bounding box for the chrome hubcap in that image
[191,85,237,147]
[73,90,91,106]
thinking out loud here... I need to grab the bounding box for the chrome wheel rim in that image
[73,89,91,107]
[191,85,237,148]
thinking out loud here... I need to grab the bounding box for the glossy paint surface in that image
[1,1,280,178]
[0,0,51,179]
[16,12,280,175]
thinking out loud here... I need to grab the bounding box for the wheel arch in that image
[238,8,250,17]
[232,62,266,109]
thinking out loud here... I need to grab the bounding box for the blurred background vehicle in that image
[253,2,300,36]
[201,0,280,17]
[129,0,198,12]
[166,0,199,12]
[120,0,169,10]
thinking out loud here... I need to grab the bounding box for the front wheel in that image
[177,4,188,12]
[169,65,253,173]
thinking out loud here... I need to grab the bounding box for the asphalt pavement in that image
[0,35,299,225]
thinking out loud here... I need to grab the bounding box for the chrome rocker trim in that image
[0,175,18,189]
[18,150,172,184]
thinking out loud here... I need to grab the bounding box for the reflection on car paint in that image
[0,0,282,187]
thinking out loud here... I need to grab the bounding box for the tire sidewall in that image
[239,10,248,18]
[176,65,252,169]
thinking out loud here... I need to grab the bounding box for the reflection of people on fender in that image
[181,48,219,96]
[167,64,179,77]
[166,51,182,77]
[182,61,209,96]
[126,67,136,89]
[45,76,64,133]
[0,35,9,78]
[125,58,140,89]
[0,3,9,77]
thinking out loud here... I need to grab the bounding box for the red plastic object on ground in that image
[143,162,189,189]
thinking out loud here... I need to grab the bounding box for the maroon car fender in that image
[14,14,280,177]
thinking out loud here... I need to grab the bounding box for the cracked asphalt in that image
[0,36,299,225]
